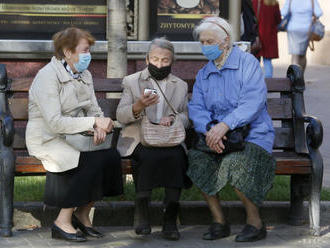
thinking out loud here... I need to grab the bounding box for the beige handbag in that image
[140,78,186,147]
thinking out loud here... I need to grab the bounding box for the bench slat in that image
[9,98,28,120]
[12,77,292,94]
[273,152,311,174]
[14,153,311,175]
[13,127,26,149]
[186,78,292,93]
[9,98,120,121]
[273,127,294,149]
[265,78,292,92]
[267,98,292,120]
[10,97,292,121]
[11,78,123,92]
[13,127,297,150]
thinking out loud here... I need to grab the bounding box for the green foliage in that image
[14,176,45,202]
[14,175,330,202]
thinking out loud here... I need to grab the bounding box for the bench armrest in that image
[0,113,14,147]
[304,115,323,150]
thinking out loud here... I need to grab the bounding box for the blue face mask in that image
[74,53,91,73]
[201,45,223,61]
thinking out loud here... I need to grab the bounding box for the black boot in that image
[162,202,180,241]
[134,197,151,235]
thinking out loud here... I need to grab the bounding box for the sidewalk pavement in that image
[273,64,330,188]
[1,224,330,248]
[3,198,330,247]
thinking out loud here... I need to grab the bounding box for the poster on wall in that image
[0,0,137,40]
[152,0,226,41]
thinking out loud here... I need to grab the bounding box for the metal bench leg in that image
[308,149,323,236]
[288,174,310,226]
[0,63,16,237]
[0,145,15,237]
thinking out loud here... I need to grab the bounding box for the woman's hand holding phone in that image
[132,88,159,115]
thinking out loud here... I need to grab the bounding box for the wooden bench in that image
[0,64,323,237]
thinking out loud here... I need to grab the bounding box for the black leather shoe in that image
[51,223,87,242]
[203,222,231,240]
[72,215,104,238]
[235,224,267,242]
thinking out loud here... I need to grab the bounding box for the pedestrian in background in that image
[252,0,281,78]
[240,0,260,55]
[281,0,323,73]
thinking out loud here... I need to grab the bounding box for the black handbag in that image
[194,120,250,154]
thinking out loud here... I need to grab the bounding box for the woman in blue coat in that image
[187,17,276,243]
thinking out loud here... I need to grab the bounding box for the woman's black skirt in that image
[131,143,192,192]
[44,148,123,208]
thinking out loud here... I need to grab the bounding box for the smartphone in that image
[144,88,157,95]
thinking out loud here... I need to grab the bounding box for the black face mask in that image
[148,63,171,80]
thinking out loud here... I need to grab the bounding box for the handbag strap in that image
[311,0,315,18]
[289,0,291,14]
[149,76,179,115]
[308,0,316,51]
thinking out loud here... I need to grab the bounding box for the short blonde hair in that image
[193,17,233,47]
[52,27,95,59]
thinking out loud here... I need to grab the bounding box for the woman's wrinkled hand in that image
[209,136,228,154]
[94,117,114,133]
[159,116,175,126]
[93,127,107,145]
[206,122,229,154]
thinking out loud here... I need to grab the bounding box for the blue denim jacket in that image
[188,47,274,153]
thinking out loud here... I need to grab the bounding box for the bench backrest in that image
[8,65,312,176]
[10,68,304,155]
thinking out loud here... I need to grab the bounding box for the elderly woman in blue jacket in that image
[187,17,275,243]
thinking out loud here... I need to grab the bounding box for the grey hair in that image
[146,37,175,60]
[193,17,233,47]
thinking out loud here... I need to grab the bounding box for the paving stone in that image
[1,224,330,248]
